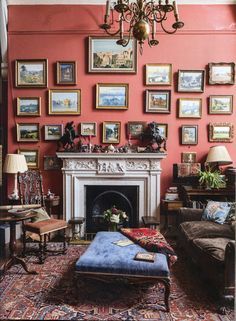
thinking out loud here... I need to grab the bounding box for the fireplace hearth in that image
[86,185,139,233]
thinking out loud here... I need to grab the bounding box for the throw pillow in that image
[31,207,50,223]
[201,201,231,224]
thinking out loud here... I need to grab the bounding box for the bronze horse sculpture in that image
[57,121,78,151]
[141,121,167,152]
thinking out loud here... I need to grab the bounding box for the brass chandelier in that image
[100,0,184,53]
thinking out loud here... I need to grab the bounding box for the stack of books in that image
[165,186,179,201]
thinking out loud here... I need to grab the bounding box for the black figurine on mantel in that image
[140,121,167,152]
[57,121,79,151]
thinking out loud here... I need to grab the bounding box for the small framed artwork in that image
[146,64,172,85]
[181,125,198,145]
[145,90,171,113]
[56,61,77,85]
[179,98,202,118]
[17,97,41,116]
[96,83,129,110]
[44,124,63,141]
[44,156,61,170]
[48,89,81,115]
[16,123,40,142]
[15,59,48,87]
[209,95,233,114]
[181,152,197,163]
[18,149,39,169]
[209,62,235,85]
[209,123,234,142]
[80,122,97,136]
[102,121,121,144]
[157,123,168,138]
[88,36,137,73]
[127,122,147,139]
[178,70,205,92]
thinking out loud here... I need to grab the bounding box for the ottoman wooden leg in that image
[163,278,171,312]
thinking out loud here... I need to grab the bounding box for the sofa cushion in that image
[225,202,236,224]
[202,201,231,224]
[193,237,231,262]
[179,221,234,241]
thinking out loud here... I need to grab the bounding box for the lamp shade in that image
[3,154,28,174]
[206,146,232,166]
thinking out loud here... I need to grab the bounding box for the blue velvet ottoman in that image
[75,231,171,311]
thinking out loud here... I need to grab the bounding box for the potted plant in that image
[198,167,225,189]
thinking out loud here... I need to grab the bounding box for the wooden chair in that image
[18,170,67,264]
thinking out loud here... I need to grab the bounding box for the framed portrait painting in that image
[178,70,205,92]
[209,123,234,142]
[88,37,137,73]
[102,121,121,144]
[127,122,147,139]
[18,149,39,169]
[145,90,171,113]
[15,59,48,87]
[17,97,41,116]
[56,61,77,85]
[96,83,129,110]
[209,95,233,114]
[146,64,172,85]
[80,122,97,136]
[44,124,63,141]
[16,123,40,142]
[181,125,198,145]
[209,62,235,85]
[178,98,202,118]
[44,156,61,170]
[49,89,81,115]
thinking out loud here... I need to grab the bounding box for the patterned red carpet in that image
[0,244,234,321]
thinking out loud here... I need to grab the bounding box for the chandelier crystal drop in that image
[100,0,184,54]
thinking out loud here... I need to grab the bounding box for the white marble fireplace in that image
[57,152,166,235]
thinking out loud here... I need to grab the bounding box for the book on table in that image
[134,252,156,262]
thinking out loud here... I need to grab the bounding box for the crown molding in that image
[7,0,236,5]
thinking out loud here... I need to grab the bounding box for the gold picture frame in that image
[15,59,48,87]
[18,149,39,169]
[179,98,202,118]
[17,97,41,116]
[209,122,234,142]
[209,95,233,114]
[80,122,97,136]
[146,63,172,85]
[48,89,81,115]
[102,121,121,144]
[209,62,235,85]
[16,123,40,142]
[56,61,77,85]
[96,83,129,110]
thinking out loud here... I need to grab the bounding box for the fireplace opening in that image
[86,185,139,233]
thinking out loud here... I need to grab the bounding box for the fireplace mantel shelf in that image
[57,152,167,231]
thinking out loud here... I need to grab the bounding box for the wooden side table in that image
[44,196,60,217]
[162,200,183,230]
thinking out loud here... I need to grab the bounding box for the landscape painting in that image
[146,90,171,113]
[146,64,172,85]
[49,90,81,115]
[209,123,234,142]
[89,37,137,73]
[45,124,63,140]
[18,149,39,169]
[209,62,235,84]
[15,59,48,87]
[178,70,205,92]
[80,122,97,136]
[209,95,233,114]
[179,98,202,118]
[103,122,121,144]
[17,123,40,142]
[96,84,128,109]
[17,97,41,116]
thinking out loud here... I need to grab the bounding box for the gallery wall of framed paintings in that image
[7,4,236,196]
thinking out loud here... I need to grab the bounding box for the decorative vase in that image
[108,223,117,232]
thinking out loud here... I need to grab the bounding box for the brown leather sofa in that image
[177,208,235,313]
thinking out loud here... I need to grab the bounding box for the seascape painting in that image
[16,60,47,87]
[49,90,81,115]
[96,84,128,109]
[17,97,41,116]
[89,37,137,73]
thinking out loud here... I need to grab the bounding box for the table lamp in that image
[206,145,232,170]
[3,153,28,200]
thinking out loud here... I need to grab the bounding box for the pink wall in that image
[7,4,236,200]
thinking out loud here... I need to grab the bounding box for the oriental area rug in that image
[0,244,234,321]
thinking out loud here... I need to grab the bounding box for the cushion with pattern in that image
[201,201,231,224]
